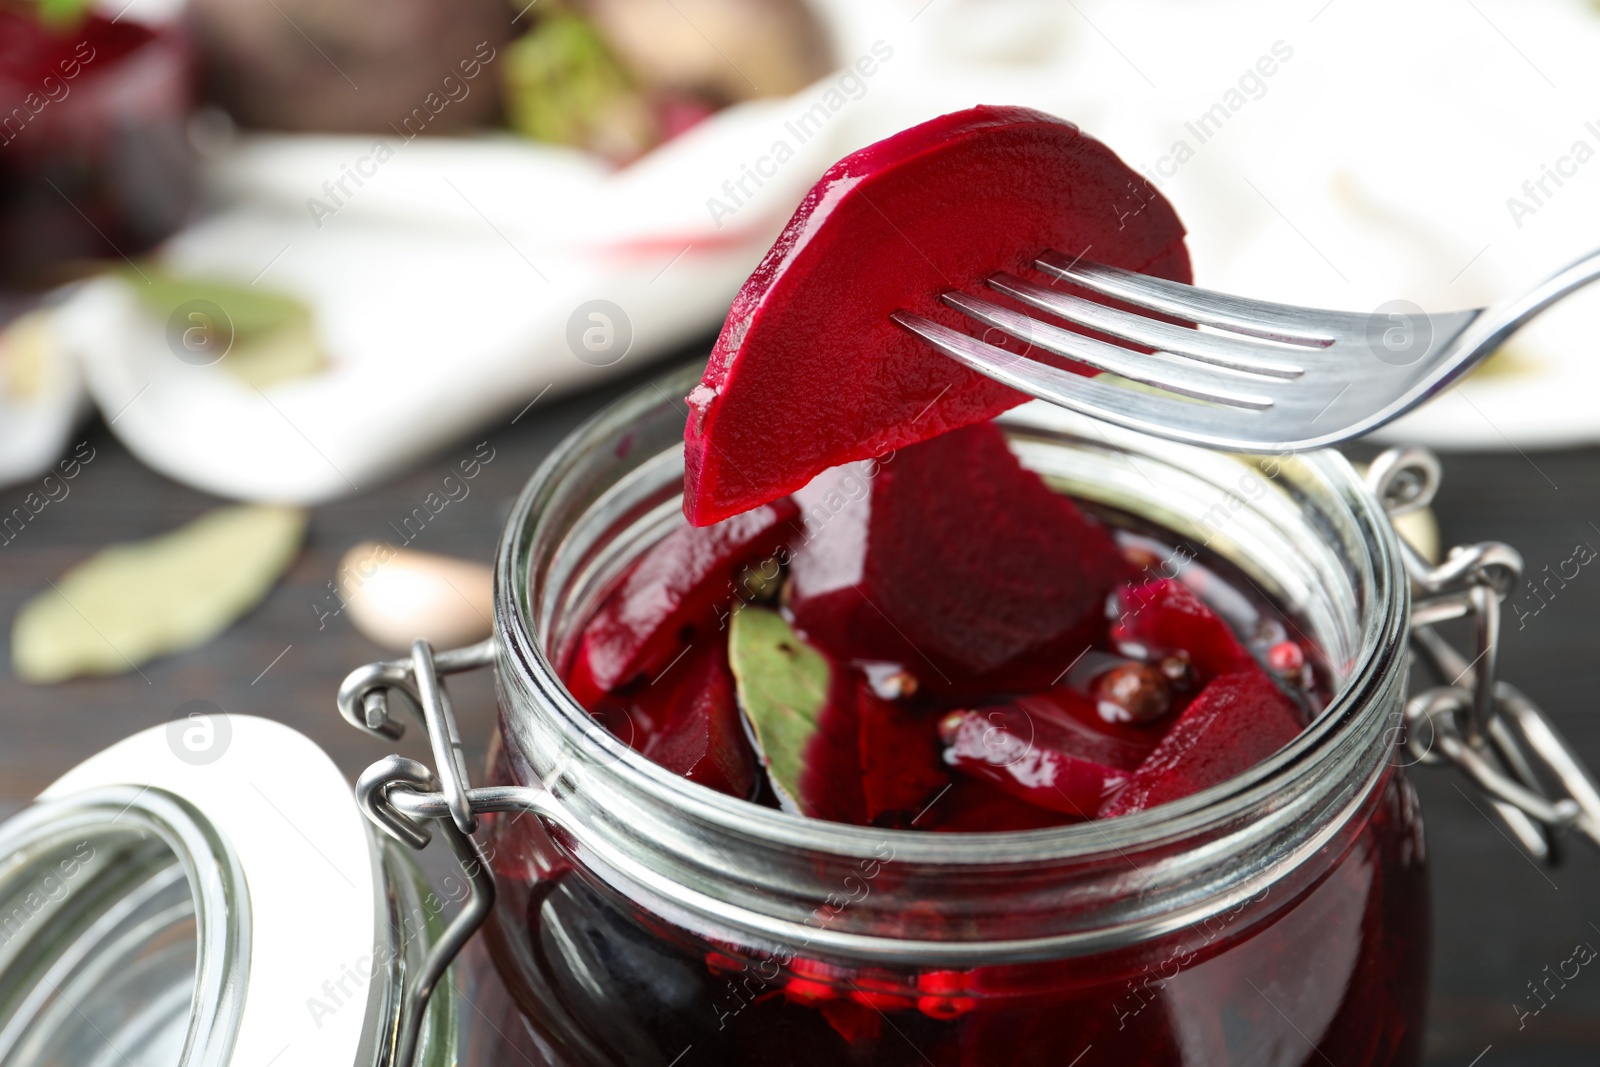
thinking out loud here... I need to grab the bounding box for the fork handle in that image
[1459,245,1600,363]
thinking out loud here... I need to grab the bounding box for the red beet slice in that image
[571,497,799,693]
[857,683,949,827]
[929,778,1078,833]
[563,643,608,712]
[1014,686,1163,764]
[795,669,868,824]
[641,643,758,799]
[1100,670,1304,818]
[939,690,1148,817]
[0,13,156,87]
[788,421,1131,678]
[683,104,1191,526]
[1112,578,1256,678]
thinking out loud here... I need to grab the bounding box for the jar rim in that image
[494,362,1411,868]
[0,785,248,1067]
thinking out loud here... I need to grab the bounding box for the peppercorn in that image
[1092,662,1172,724]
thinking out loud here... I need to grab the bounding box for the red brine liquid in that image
[477,422,1429,1066]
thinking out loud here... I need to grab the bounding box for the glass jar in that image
[468,364,1426,1066]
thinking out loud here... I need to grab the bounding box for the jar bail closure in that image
[1368,448,1600,860]
[337,639,497,1067]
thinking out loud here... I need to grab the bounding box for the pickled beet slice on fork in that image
[682,104,1191,526]
[1100,670,1304,818]
[569,497,799,695]
[787,422,1131,679]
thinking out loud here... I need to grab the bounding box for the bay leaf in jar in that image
[727,606,830,813]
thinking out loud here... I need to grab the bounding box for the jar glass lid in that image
[0,715,445,1067]
[0,785,247,1066]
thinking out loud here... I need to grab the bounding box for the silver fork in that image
[892,248,1600,452]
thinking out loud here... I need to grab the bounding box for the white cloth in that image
[18,0,1600,498]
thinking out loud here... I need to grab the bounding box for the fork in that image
[891,247,1600,452]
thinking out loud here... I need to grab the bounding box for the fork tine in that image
[1036,252,1366,345]
[986,272,1306,379]
[939,291,1276,410]
[891,310,1293,450]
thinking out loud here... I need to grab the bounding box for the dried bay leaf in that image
[727,606,830,811]
[12,504,307,683]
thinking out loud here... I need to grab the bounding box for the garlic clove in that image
[338,541,493,651]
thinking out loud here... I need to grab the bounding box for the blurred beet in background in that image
[0,7,194,286]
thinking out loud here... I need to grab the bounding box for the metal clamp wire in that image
[355,754,496,1067]
[410,640,478,836]
[1372,446,1600,863]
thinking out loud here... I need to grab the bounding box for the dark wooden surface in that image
[1,349,1597,1064]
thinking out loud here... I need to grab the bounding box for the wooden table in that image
[2,351,1596,1064]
